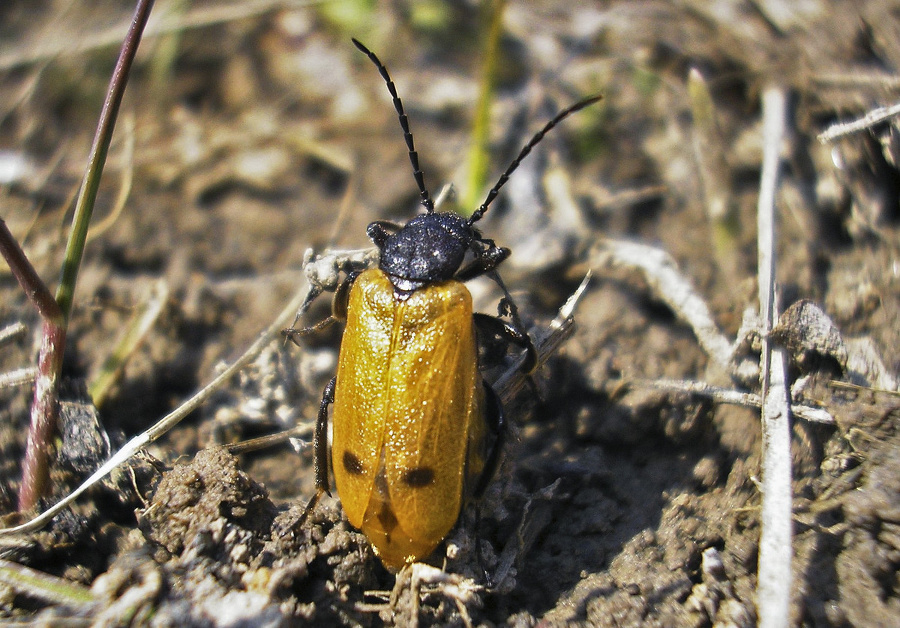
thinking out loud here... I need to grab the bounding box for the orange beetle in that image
[287,39,600,570]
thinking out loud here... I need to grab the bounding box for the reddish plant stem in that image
[0,220,64,325]
[0,220,66,510]
[18,323,66,510]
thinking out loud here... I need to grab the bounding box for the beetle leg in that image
[472,381,505,499]
[473,382,505,587]
[282,270,361,346]
[474,313,538,374]
[485,269,529,337]
[314,376,336,496]
[487,268,537,374]
[294,376,336,530]
[283,316,338,346]
[454,245,510,282]
[457,253,536,372]
[331,270,360,320]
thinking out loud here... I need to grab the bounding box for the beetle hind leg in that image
[470,382,505,587]
[472,381,506,500]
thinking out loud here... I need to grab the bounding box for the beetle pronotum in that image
[287,39,600,570]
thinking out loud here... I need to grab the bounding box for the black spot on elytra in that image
[402,467,435,488]
[343,451,364,475]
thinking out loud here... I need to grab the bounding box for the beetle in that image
[286,38,601,570]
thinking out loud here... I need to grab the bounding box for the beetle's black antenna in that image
[352,38,435,213]
[468,93,602,225]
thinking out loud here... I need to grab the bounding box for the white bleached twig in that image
[756,86,793,628]
[817,100,900,143]
[591,239,735,373]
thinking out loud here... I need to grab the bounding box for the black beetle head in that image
[352,39,601,297]
[373,212,474,294]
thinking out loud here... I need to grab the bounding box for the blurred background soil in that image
[1,0,899,625]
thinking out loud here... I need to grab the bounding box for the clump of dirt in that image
[141,446,275,556]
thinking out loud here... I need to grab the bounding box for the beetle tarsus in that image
[473,313,538,375]
[282,317,337,346]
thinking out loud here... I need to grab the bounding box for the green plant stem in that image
[56,0,155,321]
[462,0,506,212]
[16,0,155,512]
[0,558,95,607]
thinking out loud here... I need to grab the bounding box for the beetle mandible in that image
[286,38,601,570]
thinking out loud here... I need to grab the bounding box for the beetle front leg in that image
[283,271,361,346]
[455,246,510,282]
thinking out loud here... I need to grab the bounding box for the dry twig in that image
[817,100,900,143]
[755,86,792,628]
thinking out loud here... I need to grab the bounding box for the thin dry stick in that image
[0,0,322,72]
[812,71,900,90]
[590,239,734,372]
[0,322,28,346]
[634,378,833,425]
[756,86,792,628]
[0,368,37,389]
[818,100,900,143]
